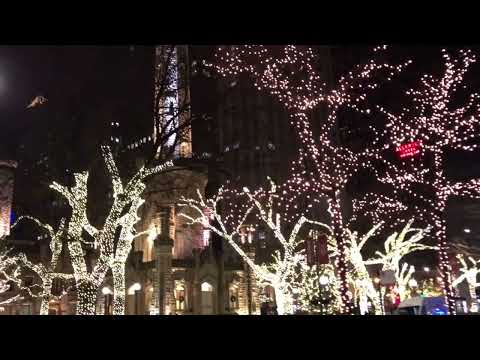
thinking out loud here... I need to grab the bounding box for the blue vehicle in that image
[395,296,467,315]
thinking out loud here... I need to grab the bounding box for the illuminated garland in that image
[371,49,480,314]
[215,45,411,313]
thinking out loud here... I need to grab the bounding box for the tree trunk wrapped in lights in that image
[371,49,480,314]
[327,224,383,315]
[179,178,331,315]
[214,45,411,313]
[452,254,480,313]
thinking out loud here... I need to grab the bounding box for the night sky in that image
[1,45,480,213]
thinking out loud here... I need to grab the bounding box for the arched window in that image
[201,282,213,292]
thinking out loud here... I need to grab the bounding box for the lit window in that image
[128,283,141,295]
[175,281,185,311]
[201,282,213,292]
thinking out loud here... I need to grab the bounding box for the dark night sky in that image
[0,46,75,153]
[0,46,154,159]
[1,45,480,178]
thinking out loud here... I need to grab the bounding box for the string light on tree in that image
[19,146,174,315]
[451,254,480,313]
[372,49,480,314]
[215,45,412,313]
[179,178,332,315]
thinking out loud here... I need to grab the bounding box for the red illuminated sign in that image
[396,141,422,159]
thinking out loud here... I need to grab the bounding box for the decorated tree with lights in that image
[10,216,75,315]
[293,263,341,314]
[0,237,23,307]
[215,45,411,313]
[47,146,173,314]
[0,235,69,311]
[179,178,331,315]
[323,220,432,313]
[15,146,173,315]
[372,49,480,313]
[348,192,436,305]
[451,254,480,312]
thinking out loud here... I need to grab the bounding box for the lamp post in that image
[374,277,384,315]
[102,287,112,315]
[131,283,142,315]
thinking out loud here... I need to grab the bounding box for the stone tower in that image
[0,161,17,238]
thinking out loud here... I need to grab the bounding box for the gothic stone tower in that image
[0,161,17,238]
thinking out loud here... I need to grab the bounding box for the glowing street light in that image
[102,287,112,295]
[423,267,430,272]
[464,228,471,234]
[319,275,330,286]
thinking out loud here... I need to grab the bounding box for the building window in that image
[175,281,185,311]
[201,282,213,292]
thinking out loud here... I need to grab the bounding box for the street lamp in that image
[408,278,418,288]
[102,287,112,295]
[423,267,430,272]
[319,275,330,286]
[102,287,112,315]
[131,283,142,315]
[464,228,471,234]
